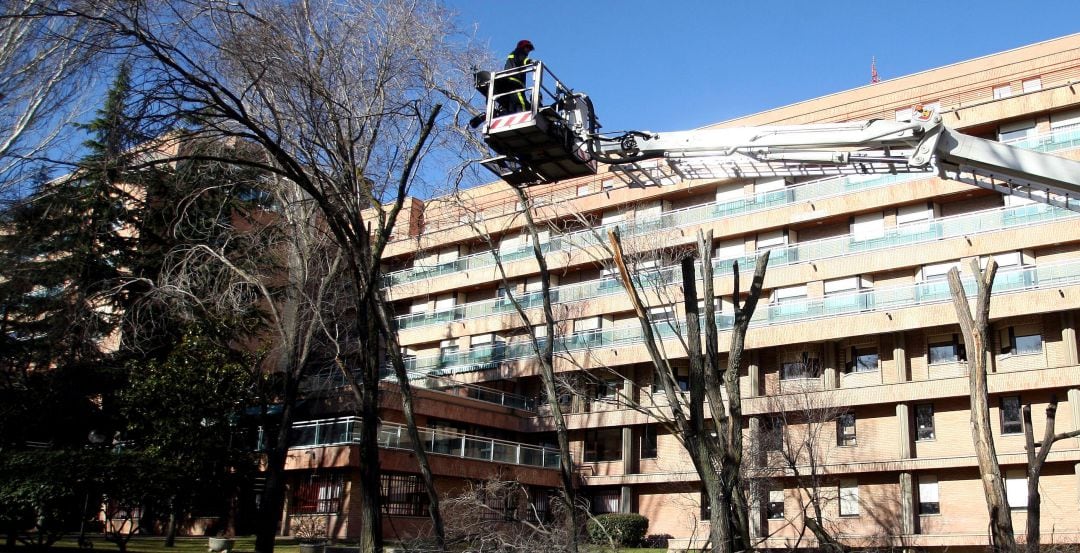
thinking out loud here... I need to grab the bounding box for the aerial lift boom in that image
[476,63,1080,212]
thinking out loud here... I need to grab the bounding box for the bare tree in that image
[758,392,851,552]
[608,227,767,553]
[44,1,483,551]
[946,259,1017,553]
[1021,396,1080,553]
[0,1,99,196]
[448,187,582,553]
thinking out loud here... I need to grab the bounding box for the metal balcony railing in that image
[287,416,562,469]
[383,124,1080,289]
[396,257,1080,376]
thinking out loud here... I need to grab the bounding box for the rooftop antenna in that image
[871,56,880,84]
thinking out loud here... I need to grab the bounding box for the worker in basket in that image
[469,40,537,128]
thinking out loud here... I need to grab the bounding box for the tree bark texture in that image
[947,259,1017,553]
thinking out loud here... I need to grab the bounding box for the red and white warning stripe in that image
[488,112,533,131]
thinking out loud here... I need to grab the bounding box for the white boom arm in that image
[477,63,1080,211]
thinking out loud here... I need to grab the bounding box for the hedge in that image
[585,513,649,547]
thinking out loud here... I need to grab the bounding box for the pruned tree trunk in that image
[608,229,766,553]
[373,298,447,551]
[946,259,1017,553]
[1023,396,1080,553]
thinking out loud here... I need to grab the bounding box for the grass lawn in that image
[44,537,665,553]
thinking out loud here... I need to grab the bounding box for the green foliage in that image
[585,513,649,547]
[121,323,262,518]
[0,449,104,548]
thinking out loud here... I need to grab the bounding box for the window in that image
[836,413,857,446]
[766,489,785,520]
[839,479,859,516]
[1000,327,1042,355]
[1000,396,1023,435]
[916,404,936,441]
[1006,469,1028,509]
[528,488,555,523]
[584,428,623,462]
[293,473,344,514]
[928,334,966,364]
[846,346,879,373]
[477,483,514,521]
[895,107,913,122]
[918,475,940,515]
[594,380,620,402]
[648,305,676,322]
[762,416,784,452]
[382,473,430,516]
[851,211,885,240]
[1022,78,1042,93]
[993,84,1012,99]
[781,361,818,380]
[999,120,1036,142]
[589,489,620,515]
[439,340,459,366]
[653,366,690,393]
[641,425,658,459]
[700,489,711,521]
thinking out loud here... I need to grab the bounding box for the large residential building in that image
[283,34,1080,549]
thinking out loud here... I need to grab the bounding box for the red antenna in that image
[871,56,880,84]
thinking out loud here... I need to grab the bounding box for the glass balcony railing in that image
[302,366,537,411]
[397,201,1076,331]
[383,124,1080,289]
[288,416,562,469]
[395,258,1080,376]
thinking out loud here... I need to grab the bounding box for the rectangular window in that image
[293,473,344,514]
[836,412,857,446]
[584,428,623,462]
[839,479,859,516]
[916,404,936,441]
[653,366,690,393]
[381,472,430,517]
[781,361,818,380]
[589,489,620,515]
[846,346,879,373]
[1022,78,1042,93]
[999,120,1036,142]
[766,489,785,520]
[993,84,1012,99]
[1006,469,1027,509]
[762,416,784,452]
[1001,327,1043,355]
[928,334,966,364]
[641,425,658,459]
[918,475,940,515]
[1001,396,1023,435]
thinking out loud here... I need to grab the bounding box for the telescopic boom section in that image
[476,65,1080,210]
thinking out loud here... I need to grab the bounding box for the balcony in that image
[395,257,1080,376]
[397,199,1074,334]
[382,124,1080,290]
[288,416,561,469]
[302,366,536,411]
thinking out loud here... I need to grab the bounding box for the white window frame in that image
[839,479,860,516]
[918,475,940,515]
[1006,469,1028,509]
[993,84,1012,99]
[1022,77,1042,93]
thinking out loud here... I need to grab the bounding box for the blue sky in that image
[448,1,1080,134]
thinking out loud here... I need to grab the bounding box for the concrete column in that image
[622,425,634,475]
[622,365,636,406]
[893,331,909,383]
[748,350,761,397]
[899,472,916,535]
[1069,388,1080,448]
[1062,312,1079,365]
[823,341,838,389]
[748,483,763,538]
[896,403,912,459]
[620,485,633,514]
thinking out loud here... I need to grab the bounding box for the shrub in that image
[644,533,673,548]
[585,513,649,547]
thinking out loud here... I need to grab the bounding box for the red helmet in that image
[516,39,534,51]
